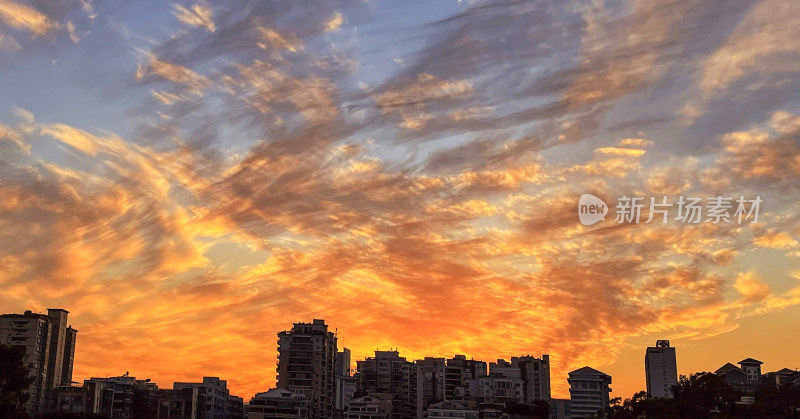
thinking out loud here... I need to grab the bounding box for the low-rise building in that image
[423,400,478,419]
[157,386,208,419]
[714,358,763,392]
[174,376,244,419]
[52,374,227,419]
[345,394,392,419]
[246,388,309,419]
[567,367,611,418]
[764,368,800,388]
[549,398,570,419]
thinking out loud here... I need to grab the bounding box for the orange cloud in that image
[0,0,54,35]
[173,1,215,32]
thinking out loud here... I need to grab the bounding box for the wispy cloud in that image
[1,0,799,401]
[173,1,215,33]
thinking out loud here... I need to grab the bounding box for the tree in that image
[671,372,741,416]
[0,344,32,419]
[504,400,550,419]
[752,381,800,416]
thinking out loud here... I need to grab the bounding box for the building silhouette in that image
[335,348,357,414]
[549,398,571,419]
[515,355,551,402]
[488,356,550,402]
[52,373,244,419]
[174,376,245,419]
[277,319,338,419]
[423,400,478,419]
[0,308,77,414]
[246,388,310,419]
[355,350,417,419]
[715,358,764,393]
[763,367,800,388]
[416,357,447,414]
[344,394,392,419]
[567,366,611,418]
[645,339,677,398]
[444,355,487,400]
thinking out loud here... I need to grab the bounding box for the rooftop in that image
[739,358,764,365]
[569,366,611,379]
[715,363,742,375]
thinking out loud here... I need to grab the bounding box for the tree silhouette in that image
[0,344,32,419]
[752,380,800,416]
[504,399,550,419]
[671,371,741,416]
[608,373,749,418]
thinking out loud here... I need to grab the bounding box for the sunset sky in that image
[1,0,800,401]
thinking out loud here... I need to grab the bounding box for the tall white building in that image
[567,367,611,418]
[645,340,678,399]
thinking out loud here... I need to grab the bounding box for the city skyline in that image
[2,0,800,411]
[3,308,798,405]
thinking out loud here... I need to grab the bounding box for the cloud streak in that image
[1,0,799,402]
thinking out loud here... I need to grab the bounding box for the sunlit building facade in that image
[645,340,678,398]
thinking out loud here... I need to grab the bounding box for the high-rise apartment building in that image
[277,319,338,419]
[356,350,417,419]
[61,326,78,386]
[515,355,550,401]
[567,367,612,418]
[489,355,550,402]
[468,373,523,402]
[335,348,357,412]
[416,356,447,415]
[645,340,678,399]
[0,308,78,414]
[44,309,69,393]
[445,355,487,399]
